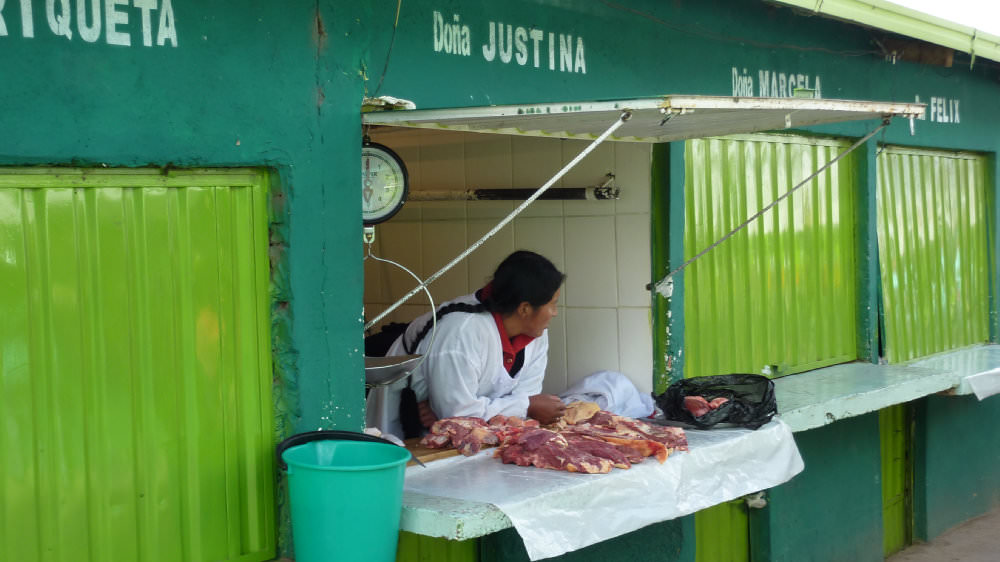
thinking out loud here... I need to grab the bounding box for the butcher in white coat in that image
[366,250,566,440]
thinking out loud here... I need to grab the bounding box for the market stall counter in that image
[399,418,803,560]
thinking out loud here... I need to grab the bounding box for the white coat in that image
[365,293,549,440]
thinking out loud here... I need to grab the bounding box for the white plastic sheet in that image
[966,368,1000,400]
[403,418,803,560]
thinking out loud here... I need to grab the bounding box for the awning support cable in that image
[365,110,633,331]
[653,118,890,297]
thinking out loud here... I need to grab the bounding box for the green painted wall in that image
[0,2,375,435]
[750,413,884,562]
[913,395,1000,540]
[3,1,1000,560]
[479,517,694,562]
[2,0,997,441]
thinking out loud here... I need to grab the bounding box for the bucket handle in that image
[276,430,425,470]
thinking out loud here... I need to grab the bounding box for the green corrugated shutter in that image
[684,135,859,379]
[880,404,913,557]
[695,501,749,562]
[0,168,274,562]
[876,148,990,363]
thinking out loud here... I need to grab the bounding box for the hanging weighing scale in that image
[360,139,430,391]
[362,141,409,225]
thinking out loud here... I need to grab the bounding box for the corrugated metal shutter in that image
[0,169,274,562]
[684,135,859,379]
[876,147,990,363]
[695,502,749,562]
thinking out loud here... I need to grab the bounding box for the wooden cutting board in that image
[404,438,497,466]
[405,437,461,466]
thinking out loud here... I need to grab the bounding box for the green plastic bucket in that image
[281,437,410,562]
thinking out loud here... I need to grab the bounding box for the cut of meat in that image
[709,397,729,409]
[685,395,711,417]
[420,416,498,455]
[562,401,601,424]
[419,415,537,456]
[495,428,614,473]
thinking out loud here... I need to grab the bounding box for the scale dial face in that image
[361,142,409,225]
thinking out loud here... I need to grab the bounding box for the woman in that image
[366,250,567,440]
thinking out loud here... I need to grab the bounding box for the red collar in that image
[492,312,535,372]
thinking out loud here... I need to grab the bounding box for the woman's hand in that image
[527,394,566,425]
[418,400,438,428]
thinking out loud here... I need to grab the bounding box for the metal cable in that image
[364,110,632,331]
[363,239,436,385]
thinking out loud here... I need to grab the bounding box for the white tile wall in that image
[364,128,654,395]
[564,307,621,386]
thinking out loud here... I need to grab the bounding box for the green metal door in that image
[876,147,990,363]
[0,168,275,562]
[879,404,913,557]
[684,135,859,379]
[695,501,749,562]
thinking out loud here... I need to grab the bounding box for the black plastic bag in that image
[655,374,777,430]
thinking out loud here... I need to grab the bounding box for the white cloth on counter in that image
[403,418,804,561]
[365,293,549,440]
[559,370,656,419]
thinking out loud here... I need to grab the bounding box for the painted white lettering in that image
[529,28,542,67]
[758,70,769,96]
[574,36,585,73]
[497,22,511,63]
[559,34,571,72]
[548,31,554,70]
[482,21,495,61]
[76,0,100,42]
[20,0,33,37]
[814,76,821,98]
[156,0,175,46]
[0,0,7,36]
[433,11,444,51]
[104,0,128,46]
[46,0,71,39]
[778,73,786,97]
[514,26,527,65]
[460,24,469,56]
[953,99,959,123]
[732,67,753,96]
[135,0,154,46]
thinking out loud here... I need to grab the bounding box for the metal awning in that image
[362,95,926,143]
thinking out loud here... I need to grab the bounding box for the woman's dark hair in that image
[402,250,564,355]
[485,250,565,315]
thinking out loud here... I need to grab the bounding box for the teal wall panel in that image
[913,395,1000,541]
[877,148,990,363]
[750,413,884,562]
[480,517,694,562]
[683,135,859,379]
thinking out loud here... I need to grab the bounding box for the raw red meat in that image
[420,416,498,455]
[684,396,712,417]
[708,397,729,409]
[496,428,614,473]
[420,415,536,456]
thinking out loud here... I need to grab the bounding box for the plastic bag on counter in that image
[655,374,777,429]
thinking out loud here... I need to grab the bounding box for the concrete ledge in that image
[400,491,510,540]
[775,362,955,432]
[777,344,1000,432]
[908,344,1000,398]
